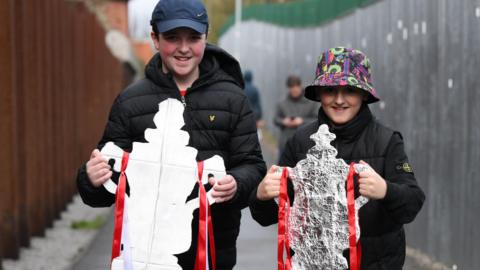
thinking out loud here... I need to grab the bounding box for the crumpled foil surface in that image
[288,124,368,269]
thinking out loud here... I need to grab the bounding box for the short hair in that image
[286,75,301,87]
[152,23,159,36]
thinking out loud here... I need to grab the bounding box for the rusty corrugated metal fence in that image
[0,0,130,262]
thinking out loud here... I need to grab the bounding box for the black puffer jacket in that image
[249,105,425,270]
[77,44,266,270]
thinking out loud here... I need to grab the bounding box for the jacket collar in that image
[318,103,372,143]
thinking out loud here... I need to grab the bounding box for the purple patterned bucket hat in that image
[305,47,380,104]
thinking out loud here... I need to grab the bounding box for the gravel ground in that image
[1,196,112,270]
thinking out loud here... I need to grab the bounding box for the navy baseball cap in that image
[150,0,209,34]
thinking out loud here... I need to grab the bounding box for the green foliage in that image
[71,215,106,230]
[204,0,295,44]
[215,0,382,39]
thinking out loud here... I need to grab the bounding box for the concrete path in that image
[71,212,114,270]
[1,133,430,270]
[71,208,278,270]
[1,196,111,270]
[70,138,423,270]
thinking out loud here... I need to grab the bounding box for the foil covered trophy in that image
[286,124,368,269]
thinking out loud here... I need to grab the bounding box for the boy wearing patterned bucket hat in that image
[250,47,425,269]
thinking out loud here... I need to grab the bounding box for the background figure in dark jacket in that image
[250,47,425,269]
[274,75,318,158]
[243,70,264,127]
[76,0,266,269]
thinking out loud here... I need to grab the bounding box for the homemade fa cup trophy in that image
[278,124,368,270]
[101,99,225,270]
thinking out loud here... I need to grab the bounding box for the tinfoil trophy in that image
[286,124,368,269]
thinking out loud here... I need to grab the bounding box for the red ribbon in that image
[111,152,130,262]
[194,161,216,270]
[277,167,291,270]
[347,163,362,270]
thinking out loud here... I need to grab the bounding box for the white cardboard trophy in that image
[282,124,368,270]
[101,98,225,270]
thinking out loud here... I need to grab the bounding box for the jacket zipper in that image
[180,95,186,107]
[179,89,187,107]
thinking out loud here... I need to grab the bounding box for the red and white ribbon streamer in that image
[194,161,216,270]
[277,167,292,270]
[111,152,130,263]
[347,163,362,270]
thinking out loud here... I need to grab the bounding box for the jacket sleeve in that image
[380,132,425,224]
[248,132,298,226]
[227,96,267,209]
[76,95,132,207]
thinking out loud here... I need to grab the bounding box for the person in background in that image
[244,70,264,128]
[274,75,318,158]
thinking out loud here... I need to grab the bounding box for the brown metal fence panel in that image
[0,0,129,261]
[0,0,21,261]
[11,0,30,252]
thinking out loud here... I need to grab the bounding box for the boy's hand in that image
[208,175,237,203]
[256,165,282,201]
[357,160,387,200]
[86,149,112,187]
[256,120,265,128]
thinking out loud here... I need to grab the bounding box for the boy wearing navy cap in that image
[76,1,266,269]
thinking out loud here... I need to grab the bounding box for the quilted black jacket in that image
[249,106,425,269]
[77,44,266,270]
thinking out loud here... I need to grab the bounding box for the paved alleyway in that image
[71,208,278,270]
[3,136,425,270]
[71,139,422,270]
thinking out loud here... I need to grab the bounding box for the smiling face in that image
[151,27,206,84]
[318,86,366,125]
